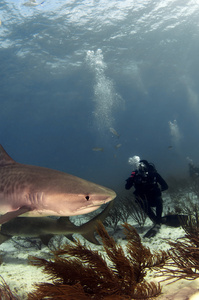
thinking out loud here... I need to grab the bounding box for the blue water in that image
[1,0,199,190]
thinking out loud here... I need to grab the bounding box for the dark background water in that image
[1,0,199,192]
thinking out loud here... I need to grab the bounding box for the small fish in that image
[23,0,44,6]
[109,127,120,138]
[115,143,122,149]
[92,147,104,152]
[168,146,173,149]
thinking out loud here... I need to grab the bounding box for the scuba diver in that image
[125,160,168,226]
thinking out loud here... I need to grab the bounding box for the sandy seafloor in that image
[0,196,199,300]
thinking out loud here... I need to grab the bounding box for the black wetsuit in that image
[125,169,168,224]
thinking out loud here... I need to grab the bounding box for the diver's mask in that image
[138,162,148,176]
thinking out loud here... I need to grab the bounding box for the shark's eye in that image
[85,195,90,201]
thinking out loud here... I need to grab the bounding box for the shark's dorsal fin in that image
[0,145,16,166]
[57,217,76,228]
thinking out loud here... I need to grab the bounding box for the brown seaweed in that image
[0,276,20,300]
[104,193,147,233]
[155,231,199,283]
[28,222,167,299]
[155,206,199,283]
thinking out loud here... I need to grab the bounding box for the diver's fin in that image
[161,214,188,227]
[144,224,161,238]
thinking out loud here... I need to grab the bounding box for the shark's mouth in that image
[77,204,101,210]
[75,204,102,215]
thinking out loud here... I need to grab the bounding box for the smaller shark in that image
[0,201,114,245]
[0,145,116,224]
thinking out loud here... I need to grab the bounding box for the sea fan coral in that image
[156,211,199,283]
[0,276,19,300]
[105,194,147,232]
[28,222,167,300]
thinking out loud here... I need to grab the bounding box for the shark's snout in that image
[90,190,116,204]
[74,189,116,215]
[83,190,116,211]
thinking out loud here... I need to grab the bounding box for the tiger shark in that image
[0,145,116,225]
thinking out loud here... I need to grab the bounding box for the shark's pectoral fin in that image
[78,201,115,245]
[65,234,75,242]
[81,232,100,245]
[0,206,32,224]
